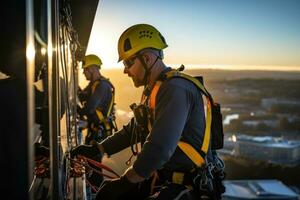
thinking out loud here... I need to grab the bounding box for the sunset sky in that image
[86,0,300,70]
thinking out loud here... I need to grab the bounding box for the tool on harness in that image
[212,155,225,179]
[130,103,150,134]
[125,103,151,165]
[193,160,214,192]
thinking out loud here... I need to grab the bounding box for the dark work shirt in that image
[81,78,113,124]
[102,75,211,178]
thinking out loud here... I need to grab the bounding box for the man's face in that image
[83,67,92,81]
[123,55,145,87]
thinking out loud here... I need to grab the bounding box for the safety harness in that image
[91,78,117,135]
[143,68,225,199]
[125,67,224,198]
[147,69,212,168]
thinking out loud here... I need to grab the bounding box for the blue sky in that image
[87,0,300,70]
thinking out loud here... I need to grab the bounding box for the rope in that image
[66,155,121,197]
[69,156,120,179]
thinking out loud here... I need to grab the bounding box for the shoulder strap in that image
[100,78,116,118]
[164,70,211,98]
[91,80,100,94]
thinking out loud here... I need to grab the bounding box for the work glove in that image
[70,143,101,159]
[96,176,137,200]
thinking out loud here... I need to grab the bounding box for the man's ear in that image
[142,52,151,65]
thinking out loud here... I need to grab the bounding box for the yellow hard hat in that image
[82,54,102,69]
[118,24,168,62]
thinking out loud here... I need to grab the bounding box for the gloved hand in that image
[96,175,137,200]
[70,143,100,159]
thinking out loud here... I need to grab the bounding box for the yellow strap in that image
[106,89,115,118]
[202,98,211,153]
[172,172,185,185]
[91,80,100,94]
[177,99,211,167]
[91,79,115,133]
[165,71,209,97]
[96,109,111,132]
[92,79,115,118]
[178,141,205,167]
[103,78,115,119]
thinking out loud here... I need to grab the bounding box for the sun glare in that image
[86,24,123,69]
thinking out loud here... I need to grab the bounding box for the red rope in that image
[67,155,120,195]
[69,157,120,179]
[85,179,98,193]
[81,156,120,178]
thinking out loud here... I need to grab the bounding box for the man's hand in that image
[96,176,137,200]
[70,144,100,158]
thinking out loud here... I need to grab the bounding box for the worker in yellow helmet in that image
[72,24,225,200]
[77,54,117,188]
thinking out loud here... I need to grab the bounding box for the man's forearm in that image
[99,122,133,155]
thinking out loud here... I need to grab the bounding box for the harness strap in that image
[172,171,185,184]
[164,70,210,97]
[177,142,205,167]
[91,78,116,134]
[96,109,111,133]
[148,69,212,167]
[157,169,194,188]
[149,81,161,116]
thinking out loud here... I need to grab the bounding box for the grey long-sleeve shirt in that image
[102,76,209,178]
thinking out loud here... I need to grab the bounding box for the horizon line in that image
[101,64,300,72]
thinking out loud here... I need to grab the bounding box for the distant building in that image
[220,135,300,166]
[261,98,300,109]
[234,135,300,165]
[242,119,278,128]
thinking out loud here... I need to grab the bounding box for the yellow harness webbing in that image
[149,70,212,167]
[91,79,115,134]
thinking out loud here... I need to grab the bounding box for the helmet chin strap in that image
[137,55,159,85]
